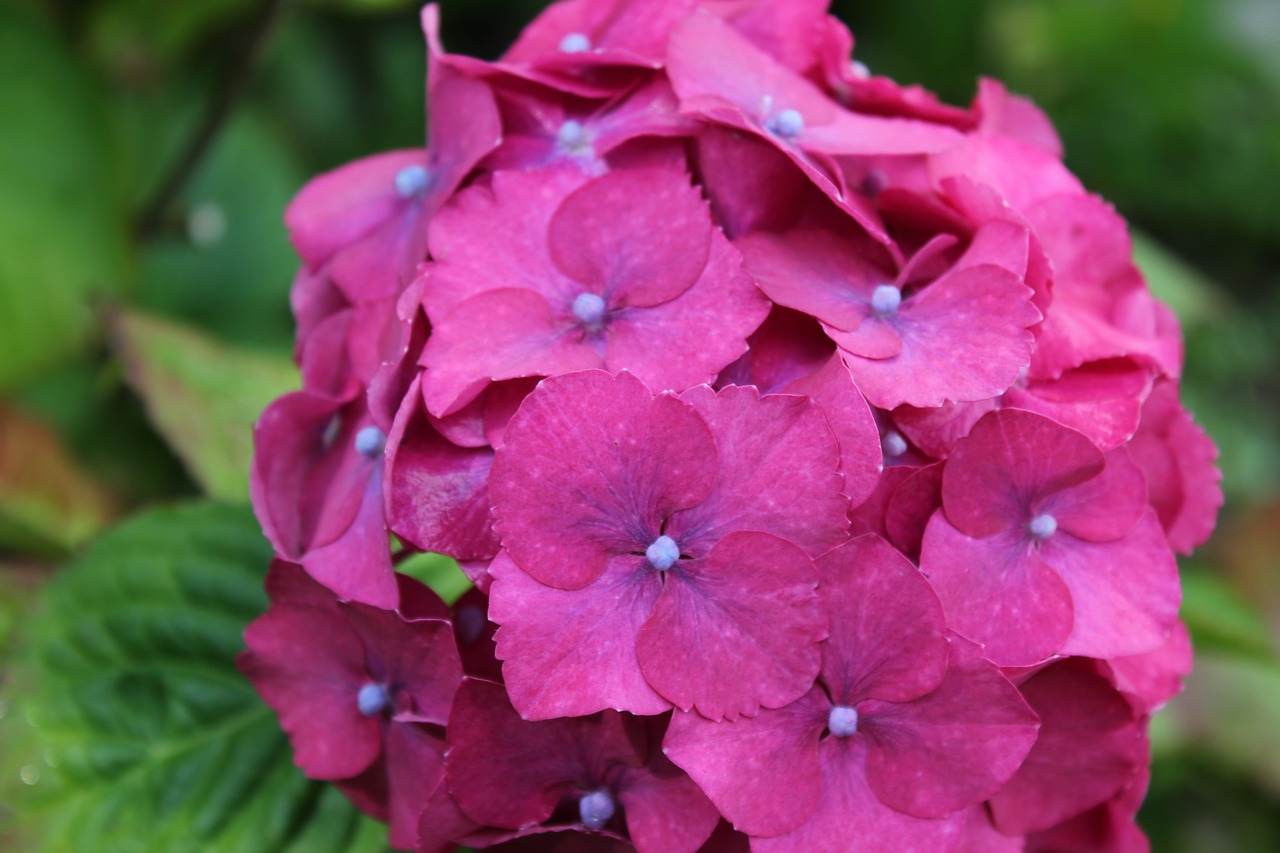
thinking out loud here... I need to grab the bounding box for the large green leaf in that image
[0,6,130,389]
[110,310,299,501]
[0,503,391,853]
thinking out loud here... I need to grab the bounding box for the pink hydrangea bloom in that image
[246,1,1221,849]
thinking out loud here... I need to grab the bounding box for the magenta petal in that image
[919,513,1074,666]
[384,723,446,850]
[549,167,711,307]
[672,385,848,557]
[663,686,828,837]
[989,666,1144,835]
[340,604,461,726]
[1050,510,1181,660]
[421,288,604,417]
[860,637,1039,818]
[490,370,717,589]
[601,233,770,393]
[639,531,824,720]
[752,738,965,853]
[445,679,645,830]
[615,747,721,853]
[942,408,1105,539]
[1043,448,1147,542]
[385,377,499,562]
[300,468,398,609]
[488,551,670,719]
[778,355,882,508]
[833,264,1038,409]
[816,535,948,704]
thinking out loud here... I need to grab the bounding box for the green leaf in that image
[1131,232,1223,332]
[1180,569,1278,662]
[0,502,391,853]
[397,551,472,604]
[110,310,299,501]
[0,6,129,389]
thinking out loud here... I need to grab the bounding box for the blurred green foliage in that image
[0,0,1277,850]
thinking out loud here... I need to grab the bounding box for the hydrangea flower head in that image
[245,1,1221,849]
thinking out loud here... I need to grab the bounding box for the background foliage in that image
[0,0,1277,850]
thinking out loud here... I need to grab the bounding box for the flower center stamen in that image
[828,705,859,737]
[394,164,429,198]
[357,682,390,716]
[1029,513,1058,540]
[579,789,616,830]
[870,284,902,316]
[572,292,608,328]
[559,32,591,53]
[354,426,387,458]
[881,430,908,459]
[645,535,680,571]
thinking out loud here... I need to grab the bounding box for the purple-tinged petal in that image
[832,264,1039,409]
[490,370,717,590]
[385,723,447,850]
[920,513,1074,666]
[549,167,711,307]
[639,532,825,720]
[445,679,646,829]
[941,409,1105,539]
[1049,510,1180,660]
[385,376,499,561]
[488,551,670,719]
[989,665,1145,836]
[453,587,503,683]
[300,467,398,609]
[663,686,829,837]
[614,724,720,853]
[859,636,1039,818]
[601,234,770,393]
[816,535,948,705]
[752,737,964,853]
[340,604,461,726]
[1127,380,1222,554]
[671,385,848,557]
[778,355,882,508]
[883,462,944,561]
[1042,448,1147,543]
[737,227,893,332]
[421,288,604,416]
[238,575,382,780]
[717,306,833,393]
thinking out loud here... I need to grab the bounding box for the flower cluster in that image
[240,1,1222,851]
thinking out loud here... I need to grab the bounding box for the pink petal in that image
[663,686,828,837]
[752,737,964,853]
[488,551,670,719]
[919,514,1074,666]
[989,665,1145,835]
[639,531,825,720]
[421,288,604,416]
[615,739,721,853]
[385,376,499,561]
[490,370,717,590]
[941,409,1104,539]
[860,637,1039,818]
[549,167,712,307]
[384,723,446,850]
[299,467,398,609]
[832,264,1038,409]
[1106,620,1192,714]
[1042,448,1147,543]
[1050,510,1181,660]
[816,535,948,704]
[671,385,848,557]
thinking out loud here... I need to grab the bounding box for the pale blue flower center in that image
[646,535,680,571]
[557,120,592,156]
[579,789,615,830]
[828,705,859,737]
[355,426,386,458]
[357,682,389,716]
[559,32,591,53]
[871,284,901,315]
[881,430,908,458]
[394,164,429,198]
[1029,513,1058,540]
[573,292,608,327]
[771,108,805,139]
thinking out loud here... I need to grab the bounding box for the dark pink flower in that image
[418,166,768,417]
[487,370,841,719]
[919,408,1181,665]
[238,562,461,848]
[664,535,1039,850]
